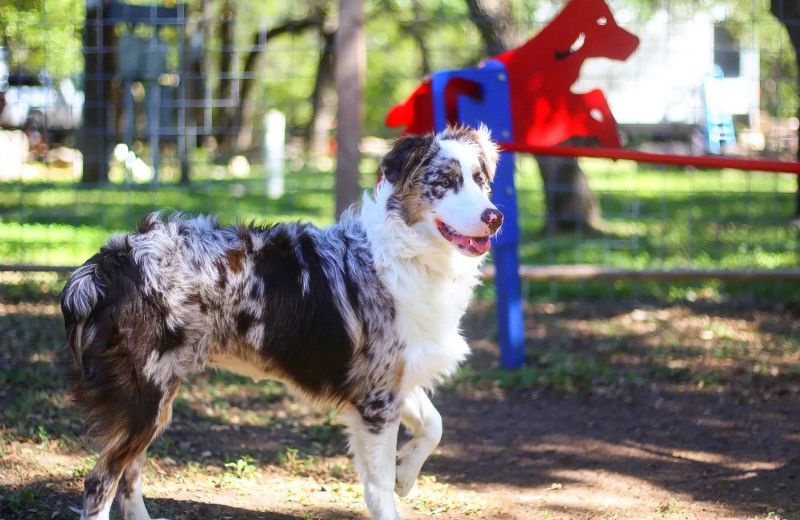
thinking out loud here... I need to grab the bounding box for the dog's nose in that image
[481,208,504,234]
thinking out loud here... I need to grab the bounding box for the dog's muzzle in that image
[481,208,504,234]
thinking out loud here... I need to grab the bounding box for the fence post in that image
[264,109,286,199]
[492,152,526,369]
[81,0,113,184]
[430,61,526,368]
[334,0,365,217]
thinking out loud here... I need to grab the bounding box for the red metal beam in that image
[498,143,800,174]
[481,265,800,282]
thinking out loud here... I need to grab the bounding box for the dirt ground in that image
[2,296,800,520]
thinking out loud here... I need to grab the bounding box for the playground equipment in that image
[387,0,640,369]
[703,67,738,154]
[387,0,800,369]
[387,0,640,148]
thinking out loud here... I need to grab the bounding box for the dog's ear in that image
[380,134,434,185]
[475,124,500,181]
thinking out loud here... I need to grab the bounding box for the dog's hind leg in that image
[394,387,442,497]
[78,379,178,520]
[115,452,150,520]
[73,338,181,520]
[343,395,403,520]
[81,447,159,520]
[116,448,172,520]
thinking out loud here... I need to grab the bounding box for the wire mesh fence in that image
[0,0,799,304]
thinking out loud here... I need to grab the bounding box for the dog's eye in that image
[439,177,452,188]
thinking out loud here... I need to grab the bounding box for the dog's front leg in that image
[395,387,442,497]
[344,395,402,520]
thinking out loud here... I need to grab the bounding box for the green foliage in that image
[364,0,486,134]
[223,455,258,480]
[276,446,318,476]
[0,0,796,132]
[720,0,800,118]
[0,0,84,77]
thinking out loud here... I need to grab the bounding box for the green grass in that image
[514,158,798,268]
[1,157,798,302]
[454,303,800,399]
[0,299,79,444]
[512,158,800,302]
[0,175,338,265]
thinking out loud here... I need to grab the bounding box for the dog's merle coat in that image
[62,125,501,520]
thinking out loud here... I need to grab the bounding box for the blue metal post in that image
[491,153,526,369]
[430,61,526,368]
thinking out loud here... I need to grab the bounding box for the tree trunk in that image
[81,0,117,183]
[404,0,432,76]
[213,0,237,155]
[464,0,513,55]
[538,151,601,233]
[334,0,365,217]
[308,27,336,155]
[178,2,207,184]
[770,0,800,220]
[464,0,602,232]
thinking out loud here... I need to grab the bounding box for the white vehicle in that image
[0,70,84,142]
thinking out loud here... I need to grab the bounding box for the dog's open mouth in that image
[436,220,492,256]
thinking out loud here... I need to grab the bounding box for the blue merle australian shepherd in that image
[61,125,503,520]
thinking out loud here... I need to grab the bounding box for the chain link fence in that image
[0,0,799,303]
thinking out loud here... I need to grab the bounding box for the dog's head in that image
[377,125,503,257]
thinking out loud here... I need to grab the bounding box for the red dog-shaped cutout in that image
[386,0,639,148]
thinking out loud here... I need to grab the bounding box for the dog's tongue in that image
[469,236,491,254]
[452,234,491,254]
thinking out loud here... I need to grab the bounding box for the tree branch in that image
[233,13,326,151]
[463,0,513,53]
[306,27,336,148]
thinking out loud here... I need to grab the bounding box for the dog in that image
[385,0,639,148]
[61,124,503,520]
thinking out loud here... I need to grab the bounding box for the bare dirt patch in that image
[2,298,799,520]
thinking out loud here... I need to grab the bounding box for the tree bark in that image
[538,147,601,232]
[464,0,602,232]
[81,0,117,183]
[213,0,238,154]
[403,0,432,76]
[464,0,513,55]
[335,0,365,217]
[308,27,336,155]
[770,0,800,219]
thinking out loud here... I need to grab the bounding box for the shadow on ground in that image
[2,299,800,519]
[0,477,361,520]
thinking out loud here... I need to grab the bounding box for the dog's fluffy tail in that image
[61,236,129,369]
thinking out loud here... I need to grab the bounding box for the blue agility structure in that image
[429,60,526,369]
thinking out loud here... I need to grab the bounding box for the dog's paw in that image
[395,439,422,497]
[394,456,417,497]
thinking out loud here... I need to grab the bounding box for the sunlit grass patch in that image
[402,474,485,517]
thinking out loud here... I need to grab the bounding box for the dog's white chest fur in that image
[362,182,484,393]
